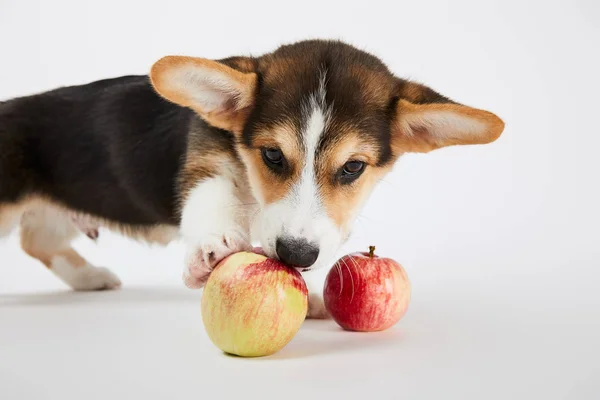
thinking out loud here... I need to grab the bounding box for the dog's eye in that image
[342,161,365,176]
[339,160,366,184]
[261,148,285,169]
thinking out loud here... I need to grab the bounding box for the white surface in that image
[1,0,599,399]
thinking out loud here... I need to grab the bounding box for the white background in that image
[1,0,599,399]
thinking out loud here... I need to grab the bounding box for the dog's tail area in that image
[0,99,25,235]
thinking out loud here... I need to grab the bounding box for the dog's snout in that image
[275,237,319,268]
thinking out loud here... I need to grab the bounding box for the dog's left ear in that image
[391,82,505,154]
[150,56,256,134]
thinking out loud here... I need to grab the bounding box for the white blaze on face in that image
[252,75,343,269]
[289,100,326,232]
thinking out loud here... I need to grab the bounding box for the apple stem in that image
[368,246,375,258]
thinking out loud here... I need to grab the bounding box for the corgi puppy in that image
[0,40,503,316]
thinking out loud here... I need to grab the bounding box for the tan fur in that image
[393,100,505,154]
[259,55,301,87]
[327,165,391,233]
[177,150,233,206]
[222,57,256,74]
[0,202,29,237]
[321,133,382,168]
[239,148,293,205]
[0,198,167,290]
[200,109,253,135]
[238,122,303,205]
[176,119,252,217]
[66,213,178,245]
[18,203,122,290]
[19,205,80,267]
[397,81,436,104]
[1,197,178,246]
[317,134,392,231]
[149,56,257,135]
[349,64,395,106]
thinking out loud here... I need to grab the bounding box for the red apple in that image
[323,246,411,332]
[201,251,308,357]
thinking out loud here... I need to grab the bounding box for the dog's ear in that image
[150,56,257,134]
[391,81,504,154]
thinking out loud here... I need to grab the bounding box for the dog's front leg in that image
[179,176,252,288]
[303,269,331,319]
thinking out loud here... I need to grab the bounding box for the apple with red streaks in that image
[201,251,308,357]
[323,246,411,332]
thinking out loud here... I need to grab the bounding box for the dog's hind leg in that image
[0,203,25,238]
[19,205,121,290]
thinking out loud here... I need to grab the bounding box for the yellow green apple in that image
[201,251,308,357]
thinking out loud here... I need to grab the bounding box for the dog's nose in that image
[275,237,319,268]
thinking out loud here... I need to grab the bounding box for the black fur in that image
[0,76,197,226]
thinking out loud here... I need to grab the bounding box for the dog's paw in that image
[178,176,254,289]
[183,232,250,289]
[70,266,122,291]
[307,293,330,319]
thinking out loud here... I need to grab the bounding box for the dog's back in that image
[0,76,193,230]
[0,98,27,204]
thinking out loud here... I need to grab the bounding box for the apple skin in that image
[201,251,308,357]
[323,247,411,332]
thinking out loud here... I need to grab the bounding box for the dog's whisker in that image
[379,178,396,187]
[348,255,362,288]
[334,260,343,296]
[226,202,259,208]
[341,258,355,303]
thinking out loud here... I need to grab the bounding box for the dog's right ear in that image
[150,56,257,134]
